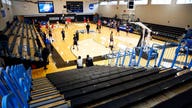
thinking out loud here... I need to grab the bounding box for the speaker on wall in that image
[128,0,134,9]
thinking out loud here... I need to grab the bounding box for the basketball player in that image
[73,34,78,50]
[86,23,90,34]
[109,31,114,51]
[61,29,65,40]
[116,23,120,36]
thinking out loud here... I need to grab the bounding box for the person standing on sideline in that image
[86,55,94,67]
[45,37,51,51]
[86,23,90,34]
[61,29,65,40]
[77,56,83,69]
[42,47,50,70]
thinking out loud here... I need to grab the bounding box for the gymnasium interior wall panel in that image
[98,0,192,28]
[98,5,118,18]
[135,4,192,28]
[12,0,99,16]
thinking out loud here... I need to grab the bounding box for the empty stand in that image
[143,22,185,41]
[45,66,192,108]
[29,77,67,108]
[1,64,191,108]
[96,70,192,108]
[0,64,70,108]
[4,21,46,69]
[9,23,21,56]
[153,87,192,108]
[69,68,178,107]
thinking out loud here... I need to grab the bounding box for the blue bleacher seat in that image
[0,64,32,108]
[2,92,22,108]
[0,68,9,96]
[188,60,192,69]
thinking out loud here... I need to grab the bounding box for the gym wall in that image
[12,0,99,16]
[98,0,192,28]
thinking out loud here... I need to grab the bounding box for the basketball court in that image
[32,22,191,79]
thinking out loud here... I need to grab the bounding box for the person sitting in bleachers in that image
[0,31,10,56]
[86,55,94,67]
[185,25,191,31]
[77,56,83,69]
[186,39,192,48]
[183,29,192,39]
[180,39,192,54]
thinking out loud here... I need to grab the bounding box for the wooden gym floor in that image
[32,22,192,79]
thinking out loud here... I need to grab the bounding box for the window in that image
[100,1,117,5]
[2,0,6,4]
[151,0,172,4]
[135,0,148,5]
[119,0,148,5]
[100,1,108,5]
[177,0,192,4]
[108,1,117,5]
[6,0,11,5]
[119,1,127,5]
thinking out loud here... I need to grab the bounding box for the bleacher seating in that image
[3,21,46,69]
[1,92,21,108]
[26,24,31,57]
[46,66,192,108]
[100,16,185,42]
[18,23,24,57]
[6,21,17,38]
[153,87,192,108]
[143,22,186,41]
[1,63,191,108]
[9,23,21,55]
[0,64,70,108]
[96,69,192,108]
[30,25,38,55]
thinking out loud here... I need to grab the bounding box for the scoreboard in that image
[66,1,83,13]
